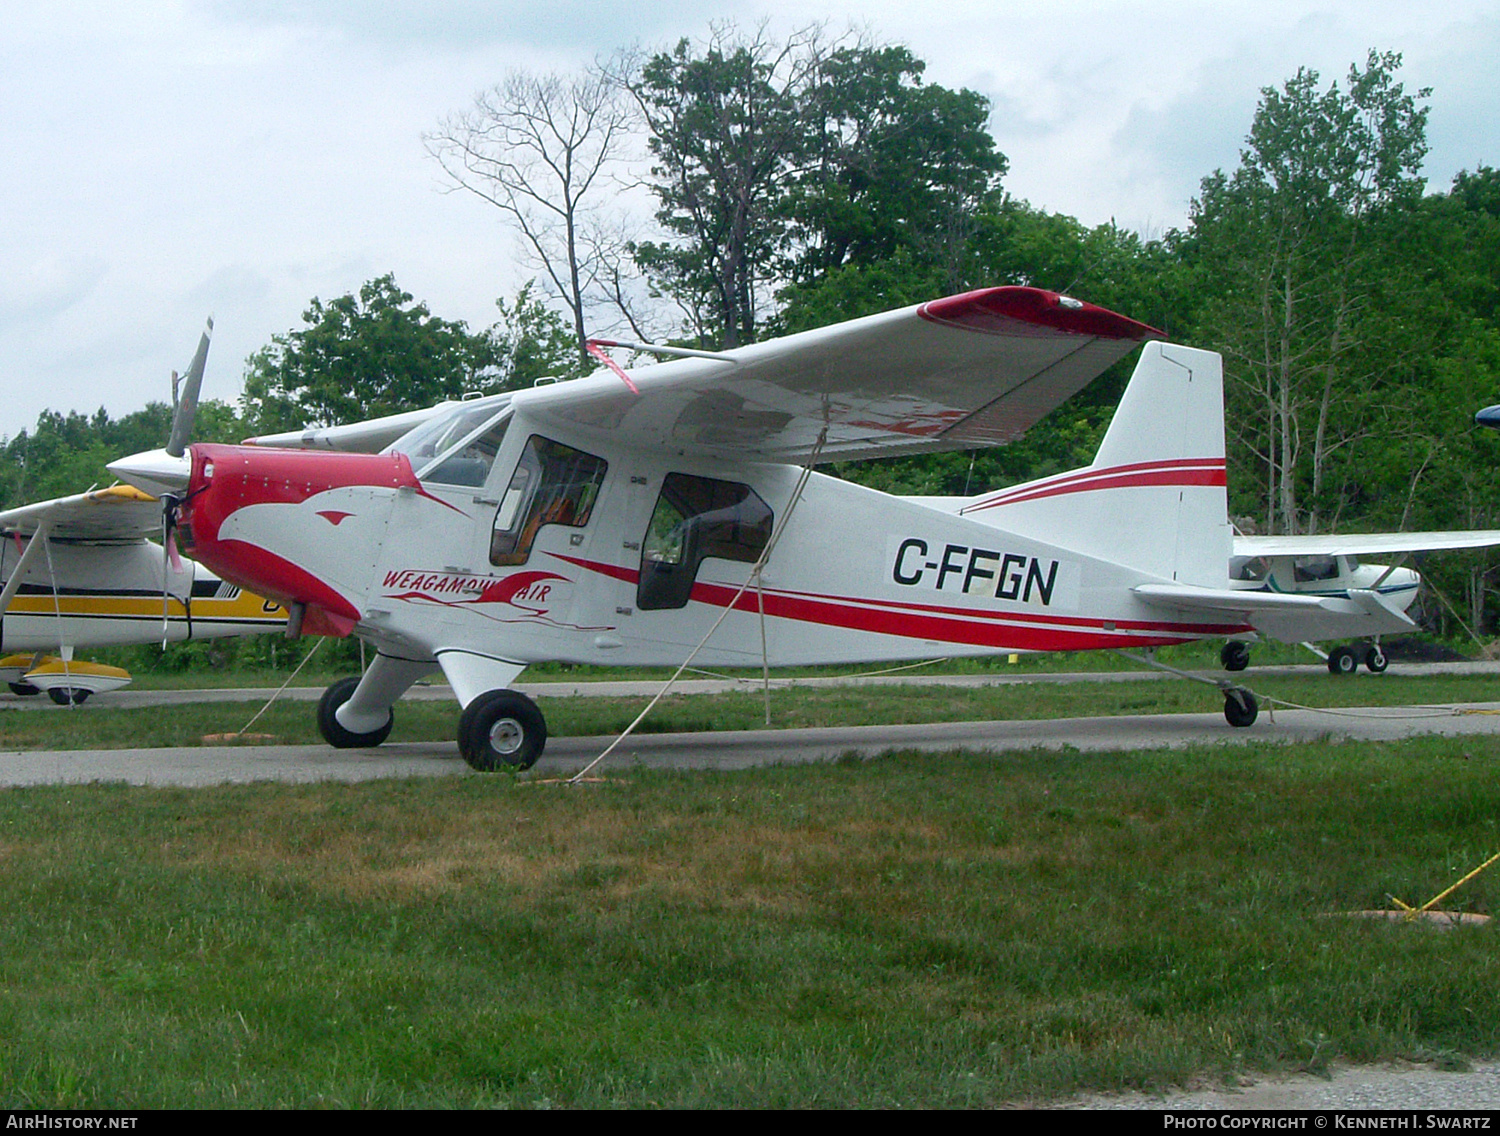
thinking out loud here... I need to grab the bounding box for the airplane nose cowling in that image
[176,443,423,634]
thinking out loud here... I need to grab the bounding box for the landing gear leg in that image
[317,651,437,749]
[1115,650,1265,730]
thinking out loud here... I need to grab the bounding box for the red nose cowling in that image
[180,443,422,637]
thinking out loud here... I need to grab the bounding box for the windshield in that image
[385,395,514,486]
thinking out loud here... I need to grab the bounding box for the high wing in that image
[0,484,164,543]
[512,288,1158,463]
[1236,532,1500,557]
[243,288,1156,462]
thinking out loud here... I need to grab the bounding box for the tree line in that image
[4,27,1499,637]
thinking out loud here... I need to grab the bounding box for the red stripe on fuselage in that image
[548,553,1248,651]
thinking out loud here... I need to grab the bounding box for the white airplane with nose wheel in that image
[104,288,1488,768]
[1218,530,1500,676]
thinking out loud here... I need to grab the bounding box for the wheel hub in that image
[489,717,524,755]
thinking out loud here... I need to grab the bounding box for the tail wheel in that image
[317,676,394,748]
[1224,689,1258,728]
[1365,645,1389,673]
[1220,641,1251,672]
[1327,645,1361,675]
[458,690,547,771]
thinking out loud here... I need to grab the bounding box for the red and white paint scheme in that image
[104,287,1451,768]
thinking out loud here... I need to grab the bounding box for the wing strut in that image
[0,523,53,618]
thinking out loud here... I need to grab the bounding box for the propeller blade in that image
[165,316,213,458]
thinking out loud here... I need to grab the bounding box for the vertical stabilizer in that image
[959,343,1231,586]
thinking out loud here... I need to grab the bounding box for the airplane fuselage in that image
[179,417,1248,676]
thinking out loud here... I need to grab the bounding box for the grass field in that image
[0,737,1497,1107]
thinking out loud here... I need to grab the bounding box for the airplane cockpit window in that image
[637,473,773,611]
[1292,555,1340,583]
[387,396,514,488]
[1230,556,1270,582]
[490,436,607,566]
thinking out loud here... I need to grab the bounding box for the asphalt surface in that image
[8,660,1500,786]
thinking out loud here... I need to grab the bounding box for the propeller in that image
[157,317,212,645]
[167,316,212,458]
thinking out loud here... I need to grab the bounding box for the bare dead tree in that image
[427,69,634,369]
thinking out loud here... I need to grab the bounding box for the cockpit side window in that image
[637,473,773,611]
[490,436,607,566]
[1293,555,1340,583]
[1230,556,1270,582]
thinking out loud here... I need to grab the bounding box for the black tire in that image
[1327,645,1360,676]
[47,688,88,706]
[458,690,547,771]
[8,682,39,696]
[1365,645,1389,673]
[317,676,394,749]
[1224,690,1258,728]
[1220,641,1251,672]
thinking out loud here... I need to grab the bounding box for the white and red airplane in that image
[104,287,1460,767]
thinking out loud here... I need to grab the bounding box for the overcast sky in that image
[3,0,1497,444]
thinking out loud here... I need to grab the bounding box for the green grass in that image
[0,738,1497,1107]
[3,671,1498,752]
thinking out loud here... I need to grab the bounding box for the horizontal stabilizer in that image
[1134,583,1416,642]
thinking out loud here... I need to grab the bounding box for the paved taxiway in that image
[4,681,1500,787]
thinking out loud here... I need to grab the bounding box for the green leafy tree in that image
[0,400,247,510]
[774,44,1006,330]
[1185,51,1431,535]
[621,25,827,348]
[240,275,504,433]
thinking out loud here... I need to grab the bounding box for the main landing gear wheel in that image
[317,676,394,748]
[458,690,547,771]
[1224,689,1258,728]
[1327,645,1361,675]
[47,688,89,706]
[1365,644,1389,673]
[1220,641,1251,672]
[8,682,39,696]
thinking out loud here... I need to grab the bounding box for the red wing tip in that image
[918,286,1163,340]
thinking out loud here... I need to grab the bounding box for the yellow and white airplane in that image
[0,320,287,703]
[0,484,288,703]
